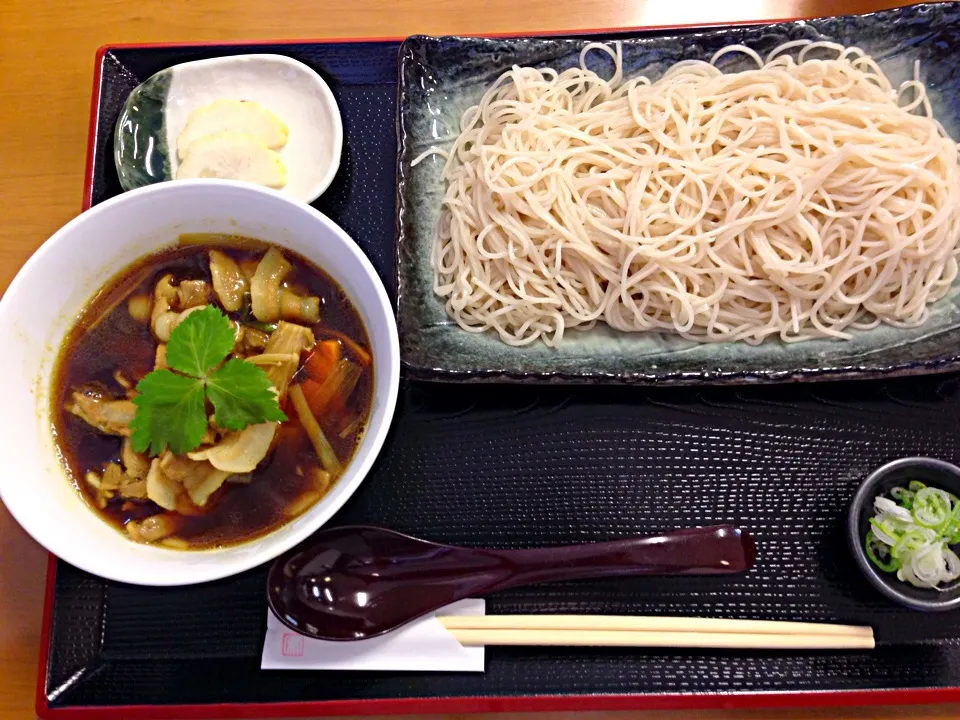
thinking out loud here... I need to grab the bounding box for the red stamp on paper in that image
[281,633,305,657]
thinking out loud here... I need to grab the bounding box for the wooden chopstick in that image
[444,629,874,649]
[437,616,875,650]
[439,615,872,637]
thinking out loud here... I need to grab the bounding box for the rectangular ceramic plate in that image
[396,2,960,385]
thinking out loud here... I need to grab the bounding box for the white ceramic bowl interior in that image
[0,180,399,586]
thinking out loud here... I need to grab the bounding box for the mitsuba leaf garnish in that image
[207,358,285,431]
[130,305,287,456]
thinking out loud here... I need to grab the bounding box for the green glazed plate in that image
[395,2,960,385]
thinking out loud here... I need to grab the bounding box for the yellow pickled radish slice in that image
[176,132,287,188]
[177,99,288,159]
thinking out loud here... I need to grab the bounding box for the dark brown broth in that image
[51,238,373,549]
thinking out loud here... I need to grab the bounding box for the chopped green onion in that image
[892,486,916,509]
[912,487,951,529]
[892,528,935,559]
[246,321,278,333]
[866,530,900,572]
[867,480,960,589]
[870,516,908,545]
[947,503,960,544]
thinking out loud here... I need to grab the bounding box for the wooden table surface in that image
[2,0,959,718]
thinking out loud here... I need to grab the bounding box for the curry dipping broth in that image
[52,236,373,549]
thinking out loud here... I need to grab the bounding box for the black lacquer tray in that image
[37,20,960,719]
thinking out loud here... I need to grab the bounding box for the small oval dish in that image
[114,54,342,204]
[848,457,960,612]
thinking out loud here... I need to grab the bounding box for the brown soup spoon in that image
[266,524,755,641]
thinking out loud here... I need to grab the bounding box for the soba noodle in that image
[423,41,960,347]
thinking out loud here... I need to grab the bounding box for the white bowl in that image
[0,180,399,586]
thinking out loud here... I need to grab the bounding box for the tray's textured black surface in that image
[45,30,960,712]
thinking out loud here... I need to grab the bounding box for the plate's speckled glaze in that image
[396,2,960,385]
[115,70,171,190]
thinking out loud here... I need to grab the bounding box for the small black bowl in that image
[848,457,960,612]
